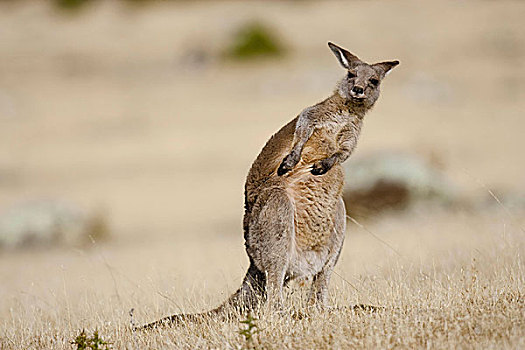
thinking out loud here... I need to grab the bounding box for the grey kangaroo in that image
[143,42,398,328]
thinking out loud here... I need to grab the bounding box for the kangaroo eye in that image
[347,71,356,79]
[370,78,379,86]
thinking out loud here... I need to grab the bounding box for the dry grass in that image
[1,209,524,349]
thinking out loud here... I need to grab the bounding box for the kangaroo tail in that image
[138,262,266,330]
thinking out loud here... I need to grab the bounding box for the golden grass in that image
[1,209,523,349]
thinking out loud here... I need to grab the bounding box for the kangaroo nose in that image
[352,86,364,95]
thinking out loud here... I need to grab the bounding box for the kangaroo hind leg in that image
[246,187,295,311]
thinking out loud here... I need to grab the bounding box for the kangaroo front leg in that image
[278,108,315,176]
[311,121,360,175]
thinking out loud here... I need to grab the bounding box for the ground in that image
[0,1,524,349]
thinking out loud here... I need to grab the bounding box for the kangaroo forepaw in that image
[277,153,299,176]
[311,158,335,175]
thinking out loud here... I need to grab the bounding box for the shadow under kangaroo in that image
[141,42,399,329]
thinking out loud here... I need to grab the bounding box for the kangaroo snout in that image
[352,86,364,95]
[352,86,365,96]
[350,85,365,99]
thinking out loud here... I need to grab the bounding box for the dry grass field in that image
[0,1,524,349]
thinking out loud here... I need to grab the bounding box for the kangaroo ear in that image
[328,42,361,69]
[373,60,400,77]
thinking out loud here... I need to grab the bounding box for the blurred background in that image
[0,0,524,321]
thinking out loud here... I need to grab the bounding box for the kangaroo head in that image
[328,42,399,110]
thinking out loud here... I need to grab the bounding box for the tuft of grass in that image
[71,329,111,350]
[224,22,285,61]
[238,313,259,347]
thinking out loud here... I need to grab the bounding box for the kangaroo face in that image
[343,63,383,108]
[328,42,399,109]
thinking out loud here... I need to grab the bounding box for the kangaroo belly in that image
[285,165,344,278]
[287,168,343,249]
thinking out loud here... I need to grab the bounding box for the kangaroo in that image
[142,42,398,329]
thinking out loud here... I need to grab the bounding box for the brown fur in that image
[141,42,398,329]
